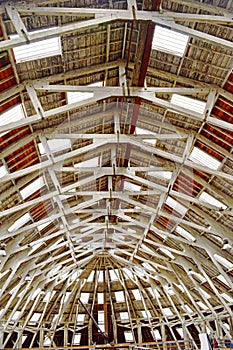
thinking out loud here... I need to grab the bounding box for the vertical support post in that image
[161,323,166,350]
[113,319,117,344]
[88,319,93,346]
[103,270,109,338]
[0,323,4,350]
[39,326,44,348]
[64,324,68,346]
[137,319,142,343]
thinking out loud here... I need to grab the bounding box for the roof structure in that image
[0,0,233,349]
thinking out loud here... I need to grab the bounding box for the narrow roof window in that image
[67,81,102,104]
[120,311,129,320]
[30,312,41,323]
[189,146,221,170]
[73,334,81,345]
[0,165,7,178]
[124,180,141,192]
[171,94,206,114]
[87,270,95,282]
[153,329,162,340]
[165,196,187,216]
[160,247,175,260]
[77,314,85,323]
[74,156,100,168]
[38,139,71,155]
[20,177,45,199]
[8,213,31,232]
[182,304,193,313]
[221,293,233,303]
[176,328,184,338]
[80,292,89,304]
[141,310,151,318]
[199,191,227,209]
[124,331,134,342]
[152,25,189,56]
[115,290,125,302]
[214,254,233,269]
[197,301,208,310]
[132,289,141,300]
[217,274,230,286]
[11,33,61,63]
[162,307,173,316]
[149,170,172,180]
[176,226,196,242]
[98,292,104,304]
[11,311,21,321]
[0,103,26,136]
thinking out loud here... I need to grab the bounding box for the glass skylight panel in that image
[221,293,233,303]
[152,25,189,56]
[197,301,208,310]
[11,311,21,321]
[38,139,71,155]
[98,270,104,282]
[165,196,187,216]
[0,165,7,178]
[73,334,81,345]
[141,310,151,318]
[74,156,100,168]
[217,274,230,286]
[189,147,221,170]
[43,336,51,347]
[122,267,133,279]
[149,171,172,180]
[120,312,129,320]
[147,287,161,298]
[182,304,193,313]
[20,177,45,199]
[176,226,196,242]
[0,103,25,133]
[153,329,162,340]
[132,289,141,300]
[31,288,42,300]
[63,291,71,303]
[115,291,125,302]
[125,331,133,342]
[98,293,104,304]
[37,220,52,232]
[199,191,227,210]
[87,270,95,282]
[77,314,85,323]
[214,254,233,269]
[67,82,102,104]
[109,269,119,281]
[12,34,61,63]
[176,328,184,338]
[8,213,31,232]
[80,292,89,304]
[43,291,56,303]
[162,307,173,316]
[124,181,141,192]
[199,288,211,299]
[160,247,175,260]
[171,94,206,114]
[98,310,105,332]
[30,313,41,322]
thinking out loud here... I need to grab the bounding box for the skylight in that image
[197,301,208,310]
[97,270,104,282]
[124,181,141,192]
[74,156,100,168]
[115,291,125,302]
[11,311,21,321]
[141,310,151,318]
[8,213,31,232]
[109,269,119,281]
[149,171,172,180]
[189,147,221,170]
[80,292,89,304]
[37,220,52,232]
[176,328,184,338]
[160,247,175,260]
[165,196,187,216]
[162,307,174,316]
[221,293,233,303]
[136,127,156,145]
[152,25,189,56]
[0,104,26,134]
[153,329,162,340]
[20,177,45,199]
[11,33,61,63]
[77,314,85,323]
[31,288,42,300]
[87,270,95,282]
[67,82,102,104]
[147,287,161,298]
[38,139,71,155]
[132,289,141,300]
[73,334,81,345]
[199,191,227,209]
[0,165,8,178]
[98,310,105,332]
[30,312,41,323]
[199,288,211,299]
[98,293,104,304]
[176,226,196,242]
[122,267,133,279]
[171,94,206,114]
[182,304,193,313]
[124,331,134,342]
[120,312,129,320]
[43,291,56,303]
[43,336,51,347]
[217,274,230,286]
[214,254,233,269]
